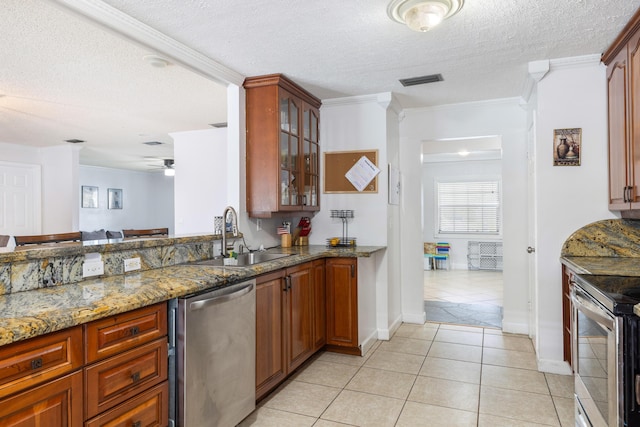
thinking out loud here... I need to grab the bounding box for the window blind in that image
[437,180,501,235]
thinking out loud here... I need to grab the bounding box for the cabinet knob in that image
[131,371,141,382]
[132,422,141,427]
[30,357,43,370]
[129,326,140,336]
[527,247,535,254]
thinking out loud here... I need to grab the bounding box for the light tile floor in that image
[240,322,575,427]
[424,269,504,306]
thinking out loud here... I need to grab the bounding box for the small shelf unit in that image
[467,241,503,271]
[326,210,356,247]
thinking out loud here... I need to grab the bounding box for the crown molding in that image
[49,0,245,86]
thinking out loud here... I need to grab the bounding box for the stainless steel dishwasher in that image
[171,279,256,427]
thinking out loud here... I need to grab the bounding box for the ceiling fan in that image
[163,159,175,176]
[144,157,175,176]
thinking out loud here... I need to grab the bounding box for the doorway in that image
[421,136,503,328]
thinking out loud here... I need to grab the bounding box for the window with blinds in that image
[437,180,501,235]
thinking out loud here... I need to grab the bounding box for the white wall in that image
[402,99,529,334]
[530,56,616,373]
[422,159,502,269]
[172,128,227,235]
[1,142,80,233]
[79,165,174,234]
[316,93,403,337]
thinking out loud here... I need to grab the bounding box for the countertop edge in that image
[0,245,386,347]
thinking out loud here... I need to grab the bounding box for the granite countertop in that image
[560,256,640,277]
[0,245,385,347]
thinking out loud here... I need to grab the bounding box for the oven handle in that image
[570,284,615,329]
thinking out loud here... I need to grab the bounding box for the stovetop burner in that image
[574,274,640,315]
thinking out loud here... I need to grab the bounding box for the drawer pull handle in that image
[129,326,140,336]
[132,422,141,427]
[131,372,141,382]
[31,358,43,370]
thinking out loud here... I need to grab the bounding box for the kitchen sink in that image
[193,252,292,267]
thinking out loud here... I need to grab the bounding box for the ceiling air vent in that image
[65,138,85,143]
[143,141,163,146]
[399,73,444,87]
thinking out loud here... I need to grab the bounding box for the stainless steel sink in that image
[193,252,291,267]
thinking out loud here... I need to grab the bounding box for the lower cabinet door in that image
[85,382,168,427]
[0,371,83,427]
[255,270,286,400]
[326,258,358,352]
[85,338,168,418]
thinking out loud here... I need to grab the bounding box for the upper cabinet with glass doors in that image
[245,74,321,218]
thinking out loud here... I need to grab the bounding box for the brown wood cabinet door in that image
[284,263,314,372]
[255,270,286,400]
[0,326,82,400]
[85,302,167,364]
[561,265,572,368]
[245,74,321,218]
[0,371,83,427]
[85,338,168,419]
[85,382,168,427]
[312,260,326,351]
[325,258,358,351]
[608,45,630,210]
[629,31,640,208]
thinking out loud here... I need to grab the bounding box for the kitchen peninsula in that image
[0,234,385,426]
[0,235,384,346]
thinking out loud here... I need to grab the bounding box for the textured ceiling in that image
[1,0,639,170]
[101,0,640,107]
[0,0,227,171]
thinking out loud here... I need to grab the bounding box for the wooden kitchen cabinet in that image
[285,262,315,372]
[312,259,326,352]
[604,9,640,214]
[84,302,168,426]
[0,371,83,427]
[244,74,321,218]
[0,303,169,426]
[561,265,573,368]
[0,326,83,427]
[326,258,359,354]
[255,260,325,400]
[255,270,286,400]
[0,326,82,400]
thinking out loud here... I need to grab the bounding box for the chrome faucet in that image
[221,206,239,257]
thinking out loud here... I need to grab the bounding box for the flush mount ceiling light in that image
[388,0,464,32]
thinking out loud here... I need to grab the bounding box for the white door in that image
[527,116,539,350]
[0,161,41,238]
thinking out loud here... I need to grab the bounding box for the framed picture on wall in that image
[553,128,581,166]
[81,185,98,208]
[108,188,123,209]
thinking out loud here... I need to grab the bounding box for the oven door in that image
[571,283,622,427]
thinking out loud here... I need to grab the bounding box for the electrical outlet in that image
[82,261,104,278]
[256,219,262,231]
[124,257,141,272]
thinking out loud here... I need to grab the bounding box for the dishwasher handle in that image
[189,282,254,311]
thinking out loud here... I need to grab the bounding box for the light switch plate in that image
[82,261,104,278]
[124,257,141,272]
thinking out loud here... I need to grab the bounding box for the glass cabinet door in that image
[303,105,320,209]
[279,94,300,208]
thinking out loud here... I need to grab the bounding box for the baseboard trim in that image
[402,311,427,324]
[360,329,379,355]
[537,358,572,375]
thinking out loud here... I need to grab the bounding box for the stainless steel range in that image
[571,274,640,427]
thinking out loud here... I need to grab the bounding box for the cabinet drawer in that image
[85,338,168,419]
[85,382,168,427]
[0,326,82,399]
[0,370,83,427]
[85,302,167,363]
